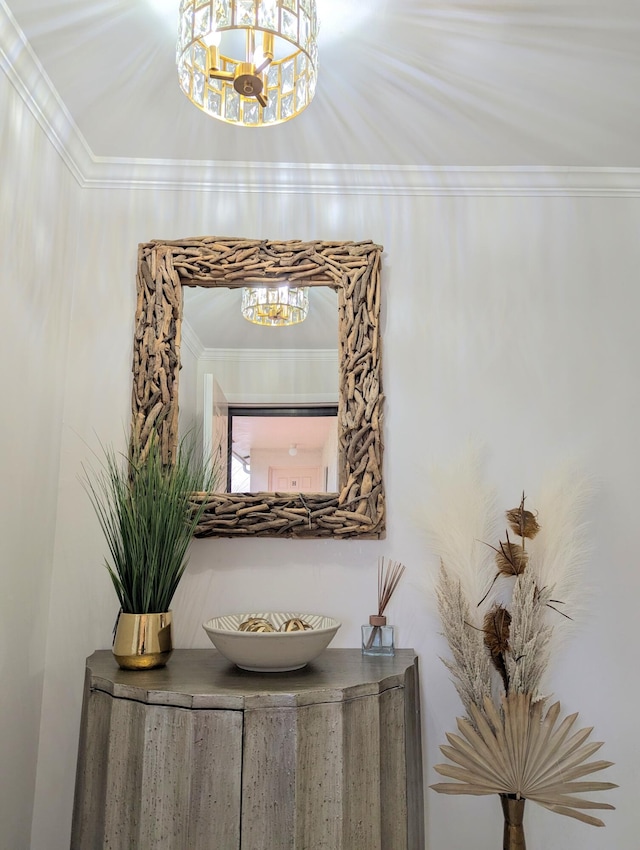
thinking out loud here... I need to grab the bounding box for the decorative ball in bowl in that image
[202,612,341,672]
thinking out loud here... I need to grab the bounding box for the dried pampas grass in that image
[527,467,595,646]
[435,566,493,723]
[424,443,500,625]
[505,569,552,699]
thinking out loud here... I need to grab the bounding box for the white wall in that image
[251,446,324,491]
[26,184,639,850]
[177,324,200,457]
[196,347,338,404]
[0,72,77,849]
[29,182,140,850]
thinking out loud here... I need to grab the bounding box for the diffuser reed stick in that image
[365,557,406,650]
[378,557,405,616]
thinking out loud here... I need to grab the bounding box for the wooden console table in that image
[71,649,424,850]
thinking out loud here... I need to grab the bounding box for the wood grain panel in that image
[72,651,423,849]
[241,707,297,849]
[403,657,425,850]
[342,694,382,849]
[379,687,408,849]
[70,679,112,849]
[293,701,344,849]
[187,709,243,849]
[73,690,242,848]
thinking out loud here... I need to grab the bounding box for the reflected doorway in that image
[227,406,338,493]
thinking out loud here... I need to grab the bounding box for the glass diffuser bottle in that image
[362,558,405,657]
[362,614,395,656]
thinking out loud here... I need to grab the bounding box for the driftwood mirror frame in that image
[131,237,385,539]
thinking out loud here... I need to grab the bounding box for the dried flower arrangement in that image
[426,457,616,847]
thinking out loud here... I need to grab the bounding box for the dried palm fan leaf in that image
[431,692,617,827]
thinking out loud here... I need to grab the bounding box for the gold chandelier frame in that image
[241,284,309,325]
[177,0,319,127]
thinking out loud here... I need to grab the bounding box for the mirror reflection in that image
[228,406,338,493]
[180,286,338,493]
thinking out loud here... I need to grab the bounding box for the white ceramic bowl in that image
[202,612,341,672]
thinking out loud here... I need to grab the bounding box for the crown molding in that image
[82,159,640,197]
[0,0,93,185]
[223,392,337,404]
[2,1,640,198]
[180,320,205,361]
[200,348,338,364]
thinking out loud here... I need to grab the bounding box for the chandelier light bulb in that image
[202,28,221,48]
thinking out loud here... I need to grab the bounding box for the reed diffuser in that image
[362,557,406,656]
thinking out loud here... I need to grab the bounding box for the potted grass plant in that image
[83,434,216,669]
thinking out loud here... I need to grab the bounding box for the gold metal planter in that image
[112,612,173,670]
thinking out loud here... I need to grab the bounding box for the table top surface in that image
[86,648,419,710]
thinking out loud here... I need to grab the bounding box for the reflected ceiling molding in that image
[181,320,205,361]
[190,346,338,405]
[199,347,338,364]
[222,391,337,405]
[2,3,640,197]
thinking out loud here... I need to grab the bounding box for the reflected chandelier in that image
[241,285,309,326]
[177,0,319,127]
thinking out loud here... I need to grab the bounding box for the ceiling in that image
[6,0,640,168]
[232,413,335,457]
[183,286,337,349]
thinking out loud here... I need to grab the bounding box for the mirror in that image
[131,237,385,539]
[227,406,339,493]
[180,286,339,494]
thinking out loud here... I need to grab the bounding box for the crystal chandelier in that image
[177,0,319,127]
[241,285,309,326]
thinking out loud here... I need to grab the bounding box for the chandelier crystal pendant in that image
[177,0,319,127]
[241,285,309,326]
